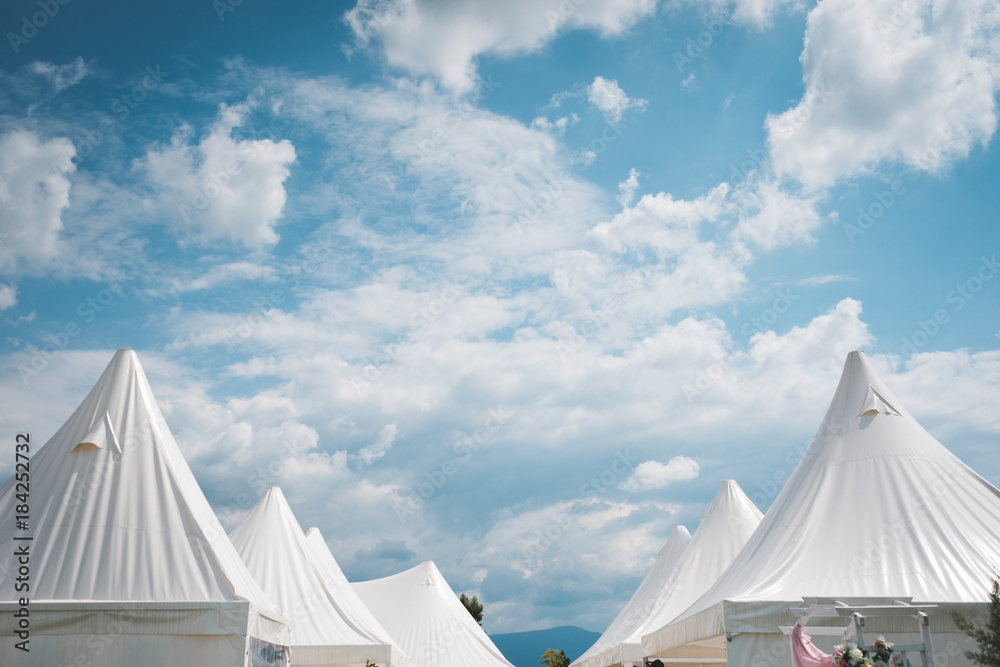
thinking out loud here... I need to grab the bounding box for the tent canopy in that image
[571,525,692,667]
[574,480,761,667]
[0,348,290,663]
[353,561,515,667]
[230,487,410,667]
[642,351,1000,661]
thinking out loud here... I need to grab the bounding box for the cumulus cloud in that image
[621,456,701,490]
[767,0,1000,190]
[140,100,296,247]
[0,130,76,271]
[732,178,824,249]
[30,57,90,92]
[345,0,657,91]
[587,76,648,124]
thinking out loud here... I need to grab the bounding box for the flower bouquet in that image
[831,642,871,667]
[870,636,908,667]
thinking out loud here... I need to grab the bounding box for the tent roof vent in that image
[860,384,900,417]
[73,410,122,454]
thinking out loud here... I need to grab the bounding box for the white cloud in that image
[0,130,76,271]
[530,114,579,136]
[767,0,1000,189]
[140,100,296,247]
[30,57,90,92]
[616,168,640,207]
[157,261,277,295]
[356,424,398,465]
[345,0,657,91]
[725,0,803,27]
[590,183,730,255]
[0,284,16,311]
[797,274,856,286]
[732,178,824,249]
[587,76,648,124]
[620,456,701,490]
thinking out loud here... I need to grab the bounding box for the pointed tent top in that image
[642,350,1000,659]
[636,480,762,638]
[230,486,408,663]
[354,561,515,667]
[572,525,693,667]
[658,525,692,558]
[303,527,361,609]
[0,348,289,644]
[705,479,764,531]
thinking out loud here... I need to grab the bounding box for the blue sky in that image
[2,0,1000,634]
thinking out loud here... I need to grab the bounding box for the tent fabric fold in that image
[791,623,831,667]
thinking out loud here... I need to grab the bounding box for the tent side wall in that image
[0,601,289,667]
[652,601,988,667]
[291,643,393,665]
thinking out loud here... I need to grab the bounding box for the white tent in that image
[573,480,762,667]
[353,561,515,667]
[305,527,352,592]
[0,349,291,667]
[571,526,692,667]
[642,351,1000,667]
[230,487,412,667]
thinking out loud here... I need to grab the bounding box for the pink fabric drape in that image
[792,623,832,667]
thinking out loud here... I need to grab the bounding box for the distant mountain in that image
[491,625,601,667]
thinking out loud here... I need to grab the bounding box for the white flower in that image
[850,649,864,661]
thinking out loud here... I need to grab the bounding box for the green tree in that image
[541,648,570,667]
[460,593,484,627]
[951,577,1000,667]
